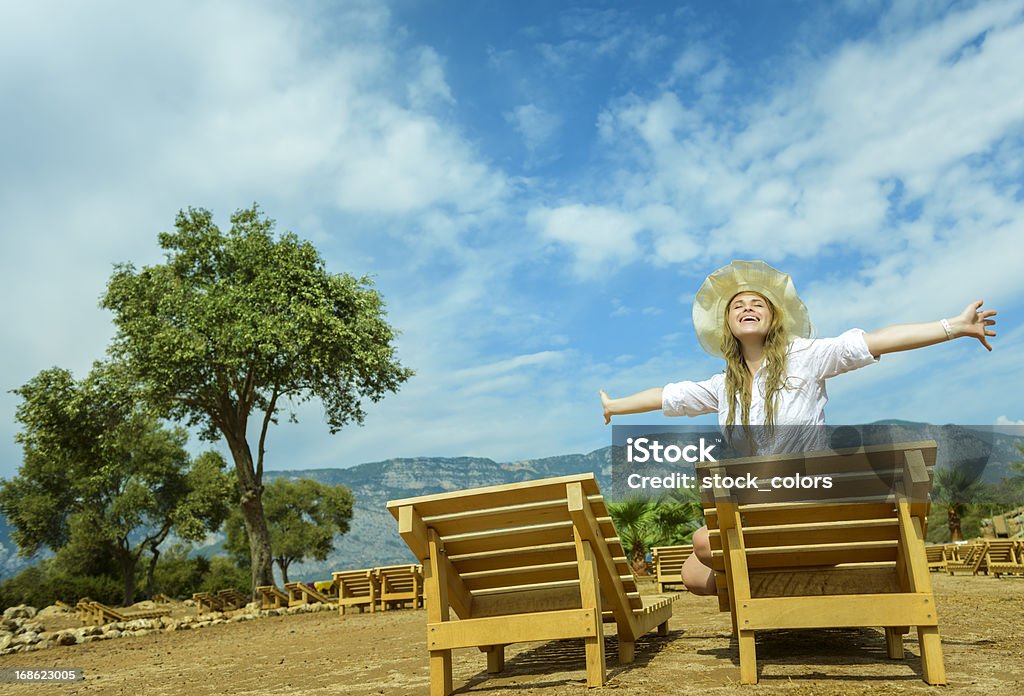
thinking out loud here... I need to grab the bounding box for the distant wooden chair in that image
[376,564,423,610]
[332,569,380,616]
[947,541,986,575]
[387,472,674,695]
[696,440,946,685]
[984,540,1024,577]
[256,585,290,610]
[75,598,97,625]
[216,588,250,610]
[85,600,171,625]
[192,591,225,614]
[285,581,334,607]
[925,544,947,572]
[652,545,693,591]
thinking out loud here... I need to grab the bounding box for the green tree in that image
[0,364,235,605]
[932,465,988,542]
[102,205,412,590]
[225,478,353,584]
[608,493,702,575]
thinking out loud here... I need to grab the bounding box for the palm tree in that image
[607,491,703,574]
[932,465,988,542]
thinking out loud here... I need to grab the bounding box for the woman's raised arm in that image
[599,388,663,425]
[863,300,997,357]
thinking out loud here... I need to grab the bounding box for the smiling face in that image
[725,291,774,341]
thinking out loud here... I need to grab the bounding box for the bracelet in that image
[940,318,953,341]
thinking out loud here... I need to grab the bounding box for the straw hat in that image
[692,260,811,358]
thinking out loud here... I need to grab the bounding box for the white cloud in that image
[528,204,644,278]
[506,104,562,156]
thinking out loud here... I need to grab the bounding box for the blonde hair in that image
[720,292,790,443]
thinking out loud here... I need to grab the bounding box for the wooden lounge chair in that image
[925,544,947,572]
[387,472,675,695]
[76,598,97,625]
[192,591,226,614]
[333,569,379,616]
[696,440,946,685]
[217,588,250,610]
[947,541,986,575]
[652,545,693,591]
[86,600,171,625]
[256,585,291,609]
[984,540,1024,577]
[376,564,423,610]
[285,581,334,607]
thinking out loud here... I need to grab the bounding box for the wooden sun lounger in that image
[285,581,334,607]
[925,544,947,572]
[76,598,97,625]
[985,540,1024,577]
[376,564,423,610]
[332,569,379,615]
[947,541,986,575]
[387,472,675,695]
[216,588,250,610]
[85,600,171,625]
[696,440,946,685]
[192,591,226,614]
[256,585,291,609]
[652,545,693,591]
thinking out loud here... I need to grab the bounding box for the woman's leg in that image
[682,526,717,595]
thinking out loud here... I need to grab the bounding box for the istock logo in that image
[625,437,717,463]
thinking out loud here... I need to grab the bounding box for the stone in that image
[3,605,37,621]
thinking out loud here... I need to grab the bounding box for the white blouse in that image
[662,329,879,454]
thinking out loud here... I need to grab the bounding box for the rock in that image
[0,634,13,651]
[57,630,78,646]
[105,629,122,639]
[3,605,37,620]
[37,605,69,620]
[21,621,43,635]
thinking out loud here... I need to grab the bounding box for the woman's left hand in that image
[952,300,997,351]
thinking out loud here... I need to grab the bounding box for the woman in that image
[600,260,997,595]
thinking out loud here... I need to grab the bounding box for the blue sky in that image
[1,0,1023,479]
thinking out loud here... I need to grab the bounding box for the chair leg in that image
[738,630,757,685]
[885,627,904,658]
[917,627,947,685]
[618,630,635,664]
[584,634,606,686]
[485,645,504,673]
[430,650,453,696]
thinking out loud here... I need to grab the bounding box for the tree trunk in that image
[240,487,275,592]
[117,549,137,606]
[145,543,160,599]
[948,505,963,542]
[277,558,290,585]
[224,432,274,594]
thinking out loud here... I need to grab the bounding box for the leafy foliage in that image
[0,363,235,604]
[101,204,412,588]
[932,465,990,542]
[608,490,703,574]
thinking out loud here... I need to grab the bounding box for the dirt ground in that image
[1,573,1021,695]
